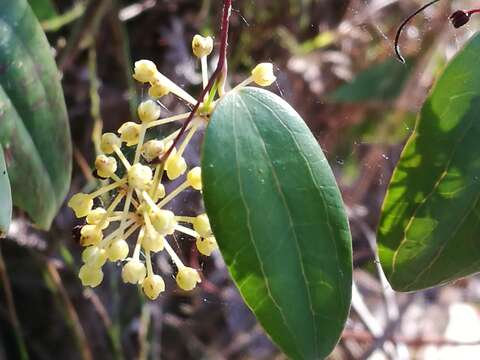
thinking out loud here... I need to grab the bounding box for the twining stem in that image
[394,0,442,63]
[160,0,232,164]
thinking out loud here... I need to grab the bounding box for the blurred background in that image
[1,0,480,359]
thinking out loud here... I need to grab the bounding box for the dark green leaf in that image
[0,0,72,229]
[0,148,12,236]
[28,0,57,21]
[202,87,352,359]
[329,58,415,103]
[378,33,480,291]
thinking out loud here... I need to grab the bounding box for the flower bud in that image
[192,35,213,58]
[86,208,109,229]
[151,183,166,202]
[142,274,165,299]
[79,264,104,287]
[196,236,218,256]
[148,81,170,99]
[128,163,153,190]
[140,226,165,252]
[138,100,161,123]
[450,10,471,28]
[80,225,103,246]
[142,140,165,162]
[82,246,107,268]
[122,259,146,284]
[176,267,201,291]
[193,214,212,237]
[118,122,141,146]
[251,63,276,87]
[150,209,176,235]
[107,240,129,261]
[133,59,158,83]
[100,133,121,154]
[95,155,117,178]
[68,193,93,218]
[166,155,187,180]
[187,167,202,190]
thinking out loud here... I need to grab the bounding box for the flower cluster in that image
[68,34,276,299]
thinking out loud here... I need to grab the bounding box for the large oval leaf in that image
[202,87,352,359]
[0,0,72,229]
[378,33,480,291]
[0,148,12,236]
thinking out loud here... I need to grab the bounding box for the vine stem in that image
[160,0,232,163]
[394,0,442,63]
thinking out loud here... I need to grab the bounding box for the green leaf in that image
[28,0,57,21]
[202,87,352,359]
[0,0,72,230]
[329,58,415,103]
[378,33,480,291]
[0,148,12,236]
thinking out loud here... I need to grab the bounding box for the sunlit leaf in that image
[202,87,352,359]
[378,33,480,291]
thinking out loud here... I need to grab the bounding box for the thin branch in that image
[160,0,232,163]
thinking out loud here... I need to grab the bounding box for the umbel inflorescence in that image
[68,34,276,300]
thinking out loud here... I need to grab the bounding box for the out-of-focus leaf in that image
[202,87,352,359]
[378,33,480,291]
[0,148,12,236]
[329,58,415,103]
[28,0,57,21]
[353,111,416,146]
[0,0,72,229]
[41,3,85,32]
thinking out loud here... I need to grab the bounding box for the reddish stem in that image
[160,0,232,163]
[467,8,480,16]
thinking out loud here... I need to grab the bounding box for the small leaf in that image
[0,148,12,236]
[378,33,480,291]
[329,58,415,103]
[202,87,352,359]
[0,0,72,229]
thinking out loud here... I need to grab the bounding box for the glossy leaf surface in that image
[202,87,352,359]
[378,33,480,291]
[0,0,72,229]
[0,148,11,236]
